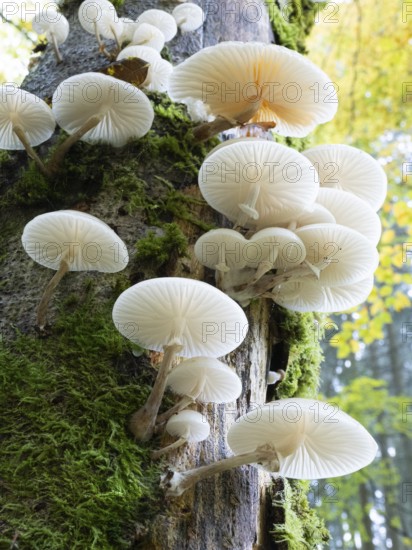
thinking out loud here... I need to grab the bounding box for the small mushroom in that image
[302,144,387,211]
[116,45,173,92]
[131,23,165,52]
[172,3,204,32]
[267,370,285,385]
[163,398,378,496]
[136,9,177,42]
[152,410,210,458]
[316,188,382,245]
[118,17,138,43]
[21,210,129,328]
[194,229,248,274]
[198,139,319,228]
[157,357,242,424]
[50,72,154,172]
[169,42,338,140]
[32,6,69,63]
[78,0,123,56]
[112,277,248,441]
[0,84,55,177]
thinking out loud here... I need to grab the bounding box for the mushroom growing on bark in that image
[32,6,70,63]
[169,42,338,140]
[303,144,388,211]
[198,139,319,229]
[157,357,242,424]
[163,398,378,496]
[152,410,210,458]
[0,84,55,177]
[112,277,248,441]
[50,72,154,172]
[21,210,129,329]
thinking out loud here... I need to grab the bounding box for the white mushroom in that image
[172,3,204,32]
[112,277,248,440]
[302,144,388,211]
[169,42,338,139]
[152,410,210,458]
[163,398,378,496]
[117,45,173,92]
[78,0,123,54]
[118,17,139,43]
[0,84,55,176]
[157,357,242,423]
[198,139,319,228]
[50,72,154,171]
[21,210,129,328]
[194,229,248,273]
[131,23,165,52]
[136,9,177,42]
[32,6,69,63]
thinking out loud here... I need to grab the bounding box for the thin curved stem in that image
[129,343,183,441]
[47,115,102,174]
[163,445,279,497]
[94,22,112,59]
[152,437,187,459]
[50,31,63,63]
[12,125,51,178]
[37,259,70,329]
[156,395,195,425]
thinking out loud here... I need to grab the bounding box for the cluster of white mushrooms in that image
[15,26,382,496]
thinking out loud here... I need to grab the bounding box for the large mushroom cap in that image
[272,276,374,313]
[169,42,337,136]
[167,357,242,403]
[227,398,378,478]
[112,277,248,357]
[166,410,210,442]
[316,188,382,245]
[198,139,319,227]
[302,144,387,211]
[52,72,154,146]
[136,9,177,42]
[32,8,70,44]
[0,84,55,150]
[295,223,379,287]
[21,210,129,272]
[172,3,204,32]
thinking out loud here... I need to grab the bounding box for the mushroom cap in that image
[247,227,306,269]
[169,42,337,136]
[144,58,173,93]
[136,9,177,42]
[112,277,248,357]
[117,44,161,64]
[52,72,154,146]
[21,210,129,272]
[227,398,378,478]
[172,3,204,32]
[316,188,382,245]
[0,84,55,150]
[302,144,387,211]
[295,223,379,287]
[194,229,248,271]
[78,0,123,40]
[277,203,336,230]
[198,139,319,227]
[271,275,374,313]
[166,410,210,442]
[132,23,165,52]
[167,357,242,403]
[119,17,139,43]
[32,8,70,44]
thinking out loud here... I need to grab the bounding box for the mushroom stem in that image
[193,116,237,142]
[47,115,103,174]
[37,258,70,329]
[94,22,112,59]
[50,31,63,63]
[129,343,183,441]
[156,395,195,425]
[152,437,187,459]
[162,445,279,497]
[12,125,51,178]
[237,265,316,296]
[234,185,261,229]
[287,221,298,231]
[110,25,121,52]
[250,260,275,285]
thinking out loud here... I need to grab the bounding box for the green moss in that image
[275,309,324,399]
[0,286,162,549]
[134,222,189,276]
[272,479,330,548]
[265,0,320,53]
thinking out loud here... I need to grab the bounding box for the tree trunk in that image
[0,1,324,549]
